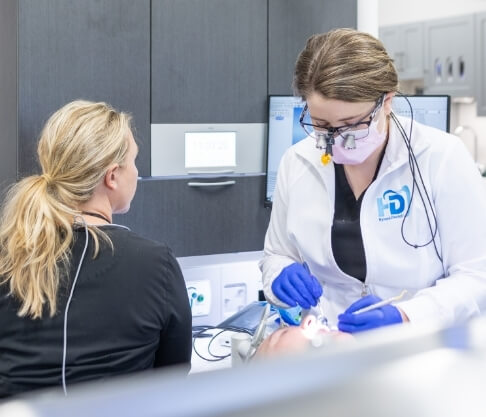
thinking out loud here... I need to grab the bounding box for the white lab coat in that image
[260,115,486,327]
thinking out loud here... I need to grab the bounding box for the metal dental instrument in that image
[314,297,328,327]
[302,261,328,327]
[232,303,272,365]
[352,290,408,315]
[245,303,272,361]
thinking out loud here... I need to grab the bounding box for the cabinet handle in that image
[187,180,236,187]
[187,169,235,175]
[396,52,404,72]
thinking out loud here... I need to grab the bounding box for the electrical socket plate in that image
[222,283,247,319]
[186,280,211,317]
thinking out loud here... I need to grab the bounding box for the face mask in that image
[329,115,387,165]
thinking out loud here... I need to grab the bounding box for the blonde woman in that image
[261,28,486,332]
[0,100,191,398]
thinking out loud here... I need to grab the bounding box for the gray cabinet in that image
[475,12,486,115]
[18,0,151,177]
[424,15,475,97]
[0,0,17,194]
[151,0,267,124]
[149,0,269,256]
[379,23,424,80]
[268,0,357,95]
[113,175,271,257]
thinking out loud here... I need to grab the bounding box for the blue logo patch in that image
[377,185,411,221]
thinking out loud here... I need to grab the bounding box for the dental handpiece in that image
[302,261,327,326]
[352,290,408,315]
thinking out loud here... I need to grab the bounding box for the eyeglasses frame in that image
[299,93,386,139]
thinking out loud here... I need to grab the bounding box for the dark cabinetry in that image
[0,0,17,193]
[114,176,270,257]
[18,0,151,177]
[151,0,268,124]
[268,0,357,95]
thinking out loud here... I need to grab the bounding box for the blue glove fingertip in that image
[296,296,311,310]
[337,323,352,333]
[344,294,381,314]
[272,262,323,311]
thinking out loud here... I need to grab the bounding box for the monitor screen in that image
[391,95,450,133]
[185,131,236,169]
[264,94,450,206]
[265,96,307,206]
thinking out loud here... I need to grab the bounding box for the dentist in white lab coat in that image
[260,28,486,332]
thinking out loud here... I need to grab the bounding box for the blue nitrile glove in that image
[337,294,402,333]
[271,262,323,310]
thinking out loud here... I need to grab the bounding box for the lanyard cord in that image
[81,211,111,224]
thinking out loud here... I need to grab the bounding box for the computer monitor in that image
[264,94,451,206]
[391,95,450,133]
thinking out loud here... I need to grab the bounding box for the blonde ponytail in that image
[0,100,132,318]
[0,176,76,317]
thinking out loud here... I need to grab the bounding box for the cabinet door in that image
[380,26,403,72]
[424,15,475,97]
[401,23,424,80]
[18,0,151,177]
[475,12,486,116]
[151,0,267,124]
[268,0,357,95]
[113,175,271,257]
[380,23,424,81]
[0,0,17,191]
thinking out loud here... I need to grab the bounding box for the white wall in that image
[379,0,486,26]
[379,0,486,169]
[357,0,379,37]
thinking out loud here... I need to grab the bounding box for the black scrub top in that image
[0,226,192,399]
[331,155,384,282]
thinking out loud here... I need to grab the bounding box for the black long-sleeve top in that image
[331,152,385,282]
[0,225,192,399]
[331,164,368,282]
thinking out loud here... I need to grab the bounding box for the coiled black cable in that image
[390,93,443,264]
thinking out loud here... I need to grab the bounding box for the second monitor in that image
[265,94,451,206]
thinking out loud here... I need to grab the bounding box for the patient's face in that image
[256,315,353,358]
[256,326,310,357]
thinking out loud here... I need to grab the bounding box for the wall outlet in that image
[222,283,247,319]
[186,280,211,317]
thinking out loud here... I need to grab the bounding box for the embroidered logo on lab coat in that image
[377,185,411,221]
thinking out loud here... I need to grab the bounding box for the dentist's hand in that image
[271,263,323,309]
[337,295,402,333]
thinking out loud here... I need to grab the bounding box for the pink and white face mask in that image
[329,111,387,165]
